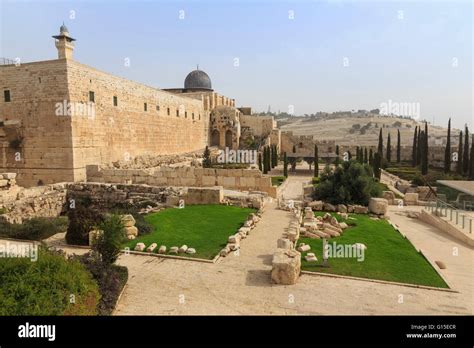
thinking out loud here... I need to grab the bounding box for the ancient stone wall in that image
[86,165,276,197]
[66,60,210,182]
[0,175,67,224]
[240,115,275,138]
[0,60,74,186]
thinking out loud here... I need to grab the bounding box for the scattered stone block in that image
[271,249,301,285]
[339,222,349,230]
[169,246,179,254]
[121,214,136,227]
[382,191,396,205]
[178,245,188,253]
[368,198,388,215]
[308,200,323,210]
[305,253,318,262]
[146,243,157,252]
[323,202,336,212]
[134,243,146,251]
[297,244,311,252]
[354,205,368,214]
[277,238,293,249]
[404,193,419,206]
[125,226,138,237]
[186,248,196,254]
[158,245,167,254]
[337,204,347,213]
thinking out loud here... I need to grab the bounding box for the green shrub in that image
[411,174,425,186]
[313,160,380,206]
[0,248,99,315]
[66,205,104,245]
[94,214,126,265]
[74,253,128,315]
[0,216,68,240]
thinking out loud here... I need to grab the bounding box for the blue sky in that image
[1,0,472,129]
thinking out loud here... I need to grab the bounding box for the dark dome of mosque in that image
[184,69,212,90]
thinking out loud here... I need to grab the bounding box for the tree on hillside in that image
[397,129,401,163]
[457,131,463,175]
[335,145,340,166]
[314,145,319,178]
[258,152,263,172]
[378,128,384,157]
[444,118,451,173]
[369,148,374,166]
[386,133,392,163]
[283,152,288,178]
[364,147,368,164]
[463,125,470,175]
[269,145,274,169]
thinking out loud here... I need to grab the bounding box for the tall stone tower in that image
[52,23,76,59]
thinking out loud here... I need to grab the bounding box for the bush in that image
[313,160,380,206]
[66,205,104,245]
[411,174,425,186]
[0,248,99,315]
[0,216,68,240]
[74,253,128,315]
[94,214,126,265]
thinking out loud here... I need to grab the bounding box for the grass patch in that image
[123,205,256,260]
[271,176,286,186]
[300,213,448,288]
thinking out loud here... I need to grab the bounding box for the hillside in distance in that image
[278,113,457,148]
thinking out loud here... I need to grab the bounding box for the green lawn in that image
[123,205,256,260]
[300,212,448,288]
[271,176,286,186]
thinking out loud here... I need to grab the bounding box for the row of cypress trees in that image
[444,119,474,179]
[259,144,279,174]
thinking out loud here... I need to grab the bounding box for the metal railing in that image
[425,199,473,234]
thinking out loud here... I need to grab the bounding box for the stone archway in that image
[225,130,233,148]
[211,130,220,147]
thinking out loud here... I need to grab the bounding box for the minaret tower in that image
[52,23,76,59]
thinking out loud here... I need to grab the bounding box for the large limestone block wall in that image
[66,61,210,182]
[86,165,276,197]
[0,60,74,186]
[240,115,275,137]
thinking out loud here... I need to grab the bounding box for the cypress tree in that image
[314,145,319,178]
[397,129,401,163]
[378,128,384,157]
[412,126,418,167]
[269,145,273,169]
[421,130,428,175]
[463,125,469,175]
[386,133,392,163]
[264,147,270,174]
[425,122,429,171]
[417,127,422,166]
[335,145,340,166]
[258,152,263,172]
[373,152,381,180]
[444,118,451,173]
[348,151,352,160]
[369,148,374,166]
[356,146,360,162]
[292,144,296,153]
[457,131,463,175]
[283,152,288,178]
[364,147,368,164]
[203,146,211,168]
